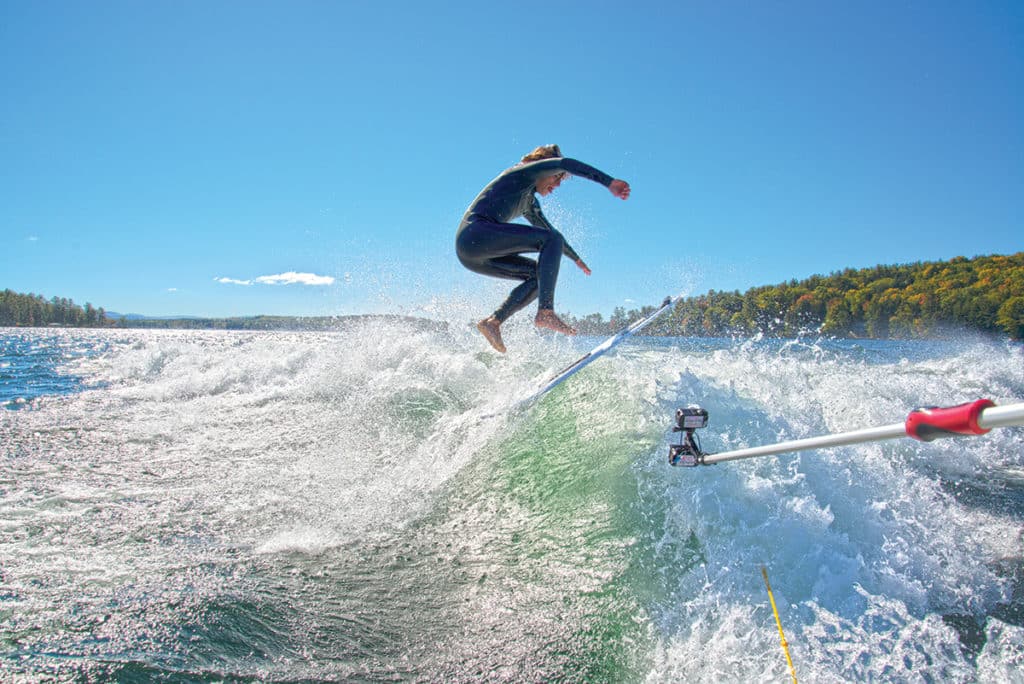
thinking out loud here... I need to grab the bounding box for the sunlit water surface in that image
[2,324,1022,681]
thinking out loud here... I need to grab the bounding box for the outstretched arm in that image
[521,158,631,200]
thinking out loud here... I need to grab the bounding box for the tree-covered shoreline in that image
[0,292,108,328]
[568,253,1024,340]
[0,292,444,333]
[4,253,1023,340]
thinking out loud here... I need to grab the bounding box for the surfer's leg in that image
[472,257,535,352]
[527,230,576,334]
[456,221,566,316]
[482,260,576,339]
[486,256,539,322]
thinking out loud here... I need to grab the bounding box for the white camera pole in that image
[675,400,1024,467]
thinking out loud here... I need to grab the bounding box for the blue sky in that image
[2,1,1022,319]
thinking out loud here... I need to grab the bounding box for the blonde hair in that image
[520,144,562,163]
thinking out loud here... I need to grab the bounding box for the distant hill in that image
[103,312,147,321]
[104,312,200,321]
[568,253,1024,340]
[116,313,444,332]
[0,292,446,333]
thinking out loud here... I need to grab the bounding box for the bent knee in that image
[542,230,564,250]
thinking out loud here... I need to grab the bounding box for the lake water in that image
[1,323,1022,681]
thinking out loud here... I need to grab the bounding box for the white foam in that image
[4,328,1022,679]
[634,336,1024,680]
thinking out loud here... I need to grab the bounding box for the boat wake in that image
[1,323,1022,680]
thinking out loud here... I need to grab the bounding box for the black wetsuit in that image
[456,158,614,322]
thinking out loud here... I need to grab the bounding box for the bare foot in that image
[476,317,506,353]
[535,309,577,336]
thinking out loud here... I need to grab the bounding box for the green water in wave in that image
[186,385,700,681]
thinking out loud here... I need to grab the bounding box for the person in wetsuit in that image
[456,144,631,352]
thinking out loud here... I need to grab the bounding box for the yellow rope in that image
[761,566,798,684]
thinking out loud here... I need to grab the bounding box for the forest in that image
[0,293,440,333]
[3,253,1023,340]
[0,291,107,328]
[568,252,1024,340]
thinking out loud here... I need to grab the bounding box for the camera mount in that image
[668,406,710,467]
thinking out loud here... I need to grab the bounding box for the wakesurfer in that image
[456,144,631,352]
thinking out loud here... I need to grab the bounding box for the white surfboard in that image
[517,294,681,408]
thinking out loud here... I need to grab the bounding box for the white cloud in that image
[254,272,335,286]
[167,288,178,293]
[27,236,39,242]
[215,272,335,287]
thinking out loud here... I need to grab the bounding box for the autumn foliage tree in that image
[567,253,1024,340]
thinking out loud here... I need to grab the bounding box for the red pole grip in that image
[905,399,995,442]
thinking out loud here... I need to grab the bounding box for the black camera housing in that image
[674,407,708,431]
[669,406,709,467]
